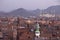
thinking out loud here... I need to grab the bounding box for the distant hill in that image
[8,8,38,17]
[44,5,60,15]
[0,12,8,16]
[0,5,60,17]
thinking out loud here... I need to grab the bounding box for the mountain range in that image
[0,5,60,17]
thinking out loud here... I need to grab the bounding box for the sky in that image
[0,0,60,12]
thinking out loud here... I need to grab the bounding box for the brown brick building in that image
[0,17,60,40]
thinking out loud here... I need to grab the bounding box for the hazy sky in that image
[0,0,60,12]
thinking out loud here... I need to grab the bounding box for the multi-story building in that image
[0,17,60,40]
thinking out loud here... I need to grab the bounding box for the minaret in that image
[35,23,40,38]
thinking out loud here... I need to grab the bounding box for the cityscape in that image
[0,15,60,40]
[0,0,60,40]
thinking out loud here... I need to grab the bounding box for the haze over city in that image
[0,0,60,12]
[0,0,60,40]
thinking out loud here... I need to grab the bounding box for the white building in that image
[40,13,55,18]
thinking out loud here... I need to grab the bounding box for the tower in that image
[35,23,40,38]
